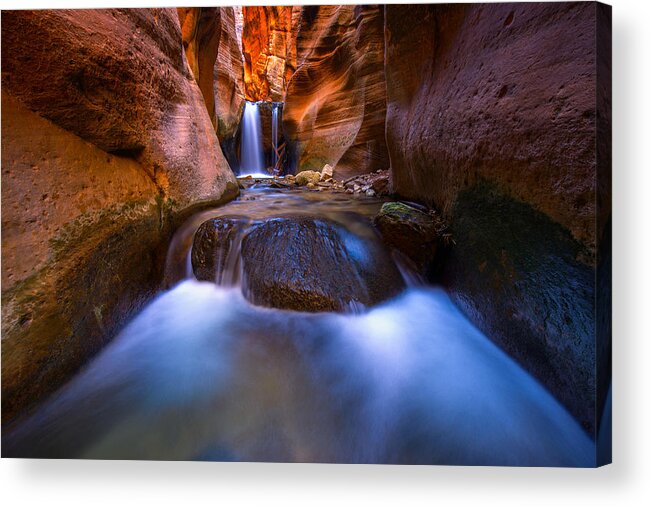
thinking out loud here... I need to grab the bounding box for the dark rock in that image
[240,217,405,312]
[374,202,448,273]
[191,217,249,282]
[443,182,596,435]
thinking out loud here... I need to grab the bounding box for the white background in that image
[1,0,649,505]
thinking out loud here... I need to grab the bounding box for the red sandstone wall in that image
[1,8,238,422]
[385,2,600,250]
[282,5,388,179]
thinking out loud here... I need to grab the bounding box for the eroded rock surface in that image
[2,8,237,211]
[214,6,247,169]
[1,9,238,423]
[241,6,297,101]
[241,218,405,312]
[192,216,405,312]
[283,5,388,179]
[178,8,222,128]
[374,202,448,274]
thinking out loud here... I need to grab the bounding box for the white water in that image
[3,187,596,465]
[240,101,265,175]
[271,103,280,168]
[4,281,594,465]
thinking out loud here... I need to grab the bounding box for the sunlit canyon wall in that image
[282,5,389,179]
[178,6,246,169]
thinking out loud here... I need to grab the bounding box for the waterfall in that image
[240,101,266,176]
[271,103,279,169]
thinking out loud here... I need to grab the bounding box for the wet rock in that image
[192,217,249,282]
[374,202,448,273]
[295,170,321,186]
[241,217,405,312]
[442,183,597,435]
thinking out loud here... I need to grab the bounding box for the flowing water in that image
[271,103,280,168]
[3,185,596,466]
[239,101,265,176]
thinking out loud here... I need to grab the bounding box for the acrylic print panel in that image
[0,3,612,467]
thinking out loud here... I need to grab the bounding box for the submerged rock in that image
[241,217,405,312]
[295,170,321,186]
[374,202,448,273]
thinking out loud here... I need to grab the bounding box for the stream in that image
[3,184,595,466]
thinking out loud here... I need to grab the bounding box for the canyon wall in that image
[1,9,238,423]
[384,3,610,435]
[213,6,246,169]
[178,7,246,170]
[177,7,222,128]
[241,6,296,102]
[282,5,388,179]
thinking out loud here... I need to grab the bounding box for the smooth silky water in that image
[3,185,595,465]
[239,101,265,176]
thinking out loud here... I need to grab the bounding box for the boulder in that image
[240,217,405,312]
[321,164,334,181]
[295,170,321,186]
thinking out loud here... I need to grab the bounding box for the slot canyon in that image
[1,4,611,466]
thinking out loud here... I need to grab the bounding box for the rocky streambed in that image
[3,181,594,465]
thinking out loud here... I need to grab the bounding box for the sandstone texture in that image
[384,3,610,434]
[385,3,599,250]
[2,9,237,212]
[282,5,388,179]
[177,8,222,128]
[1,9,238,423]
[241,6,297,102]
[213,6,246,168]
